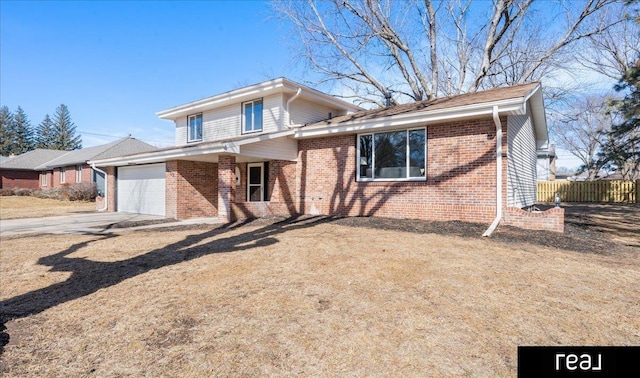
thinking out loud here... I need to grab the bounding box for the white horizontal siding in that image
[175,119,187,146]
[289,98,339,125]
[240,137,298,161]
[262,94,283,134]
[507,113,537,208]
[202,103,239,141]
[172,94,284,144]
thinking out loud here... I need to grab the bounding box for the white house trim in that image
[157,78,362,120]
[89,130,297,167]
[295,85,547,148]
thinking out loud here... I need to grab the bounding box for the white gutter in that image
[482,105,503,237]
[91,164,108,212]
[284,87,302,129]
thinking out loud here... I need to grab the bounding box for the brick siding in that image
[296,118,503,223]
[0,170,40,189]
[166,160,217,219]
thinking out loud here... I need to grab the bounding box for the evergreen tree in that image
[12,106,35,154]
[51,104,82,150]
[0,106,15,156]
[597,3,640,179]
[35,114,55,149]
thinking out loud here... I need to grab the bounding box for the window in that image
[188,113,203,142]
[357,128,426,181]
[60,167,66,184]
[41,172,47,186]
[242,99,263,133]
[76,165,82,182]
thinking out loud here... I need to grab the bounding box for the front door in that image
[247,163,264,202]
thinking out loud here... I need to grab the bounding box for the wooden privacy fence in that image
[537,180,639,203]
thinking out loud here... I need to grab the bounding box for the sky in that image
[1,1,296,148]
[1,0,614,169]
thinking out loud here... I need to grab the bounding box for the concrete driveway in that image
[0,212,166,237]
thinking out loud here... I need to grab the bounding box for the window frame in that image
[356,127,427,182]
[60,167,66,184]
[76,165,82,183]
[187,113,203,143]
[242,98,264,134]
[41,172,47,187]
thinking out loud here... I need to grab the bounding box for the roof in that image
[35,137,157,169]
[297,82,548,148]
[156,77,363,120]
[0,149,68,170]
[307,83,540,126]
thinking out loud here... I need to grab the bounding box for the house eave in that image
[156,78,362,121]
[294,97,528,139]
[89,130,296,167]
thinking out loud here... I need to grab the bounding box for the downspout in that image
[284,88,302,129]
[482,106,503,237]
[91,163,108,212]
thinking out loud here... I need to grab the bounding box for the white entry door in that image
[117,163,166,216]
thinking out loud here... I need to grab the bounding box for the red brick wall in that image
[0,170,40,189]
[296,118,505,224]
[504,206,565,233]
[231,160,298,219]
[166,160,217,220]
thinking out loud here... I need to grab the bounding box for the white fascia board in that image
[89,130,296,167]
[526,87,549,148]
[295,98,527,139]
[156,78,362,121]
[157,79,288,120]
[89,144,232,166]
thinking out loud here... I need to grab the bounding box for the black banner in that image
[518,346,640,377]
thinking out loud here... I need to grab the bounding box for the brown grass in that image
[1,215,638,377]
[0,197,95,220]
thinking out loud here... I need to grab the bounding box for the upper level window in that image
[243,99,263,134]
[188,113,203,142]
[357,128,426,181]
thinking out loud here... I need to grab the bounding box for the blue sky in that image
[1,0,297,148]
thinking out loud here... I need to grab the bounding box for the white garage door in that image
[117,163,166,216]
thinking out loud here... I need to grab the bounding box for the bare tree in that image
[272,0,623,106]
[578,4,640,81]
[553,95,616,179]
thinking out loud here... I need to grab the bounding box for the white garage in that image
[117,163,166,216]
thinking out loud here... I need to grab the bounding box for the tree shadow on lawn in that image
[0,215,337,355]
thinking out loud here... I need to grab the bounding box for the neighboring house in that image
[0,149,68,189]
[89,78,564,232]
[537,144,556,181]
[0,137,156,192]
[35,137,157,195]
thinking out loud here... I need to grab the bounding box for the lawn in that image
[0,196,96,220]
[1,213,638,377]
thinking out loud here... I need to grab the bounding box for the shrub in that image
[0,188,14,196]
[67,183,97,201]
[32,188,64,200]
[14,188,33,196]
